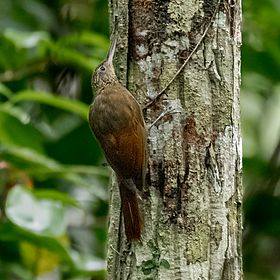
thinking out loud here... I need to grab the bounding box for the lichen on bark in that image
[107,0,242,279]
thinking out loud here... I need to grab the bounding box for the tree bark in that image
[107,0,242,279]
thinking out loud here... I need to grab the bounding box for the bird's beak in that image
[107,34,117,66]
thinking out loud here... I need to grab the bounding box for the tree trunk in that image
[107,0,242,279]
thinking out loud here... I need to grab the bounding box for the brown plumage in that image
[89,36,147,241]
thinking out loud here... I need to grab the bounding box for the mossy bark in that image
[107,0,242,279]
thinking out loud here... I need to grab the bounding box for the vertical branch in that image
[107,1,242,279]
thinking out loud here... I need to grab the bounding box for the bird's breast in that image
[90,92,135,136]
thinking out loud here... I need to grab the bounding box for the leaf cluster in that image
[242,0,280,279]
[0,0,110,279]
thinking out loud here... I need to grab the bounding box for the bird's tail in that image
[119,182,143,241]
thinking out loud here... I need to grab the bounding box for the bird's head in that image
[92,35,117,90]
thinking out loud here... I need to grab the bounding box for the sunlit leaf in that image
[20,242,60,276]
[6,185,66,236]
[69,250,106,277]
[3,29,50,49]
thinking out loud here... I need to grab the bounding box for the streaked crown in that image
[92,35,117,90]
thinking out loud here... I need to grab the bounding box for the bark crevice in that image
[107,0,242,279]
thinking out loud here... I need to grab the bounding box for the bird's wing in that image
[102,118,146,191]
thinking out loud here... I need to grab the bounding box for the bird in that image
[89,34,147,241]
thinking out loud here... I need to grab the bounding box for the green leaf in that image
[69,251,106,276]
[0,262,33,280]
[35,113,83,142]
[160,259,170,269]
[0,221,73,266]
[10,90,89,120]
[0,103,31,125]
[0,143,108,177]
[0,83,13,98]
[58,31,109,50]
[0,144,108,201]
[0,109,43,153]
[0,35,28,69]
[34,189,79,207]
[142,259,156,275]
[44,40,99,70]
[0,144,61,172]
[6,185,66,236]
[3,29,50,49]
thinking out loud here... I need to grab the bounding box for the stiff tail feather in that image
[119,182,143,241]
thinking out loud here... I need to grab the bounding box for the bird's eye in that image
[100,65,106,71]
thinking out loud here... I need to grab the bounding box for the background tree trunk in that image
[107,0,242,279]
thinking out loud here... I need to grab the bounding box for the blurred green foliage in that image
[0,0,110,279]
[242,0,280,279]
[0,0,279,279]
